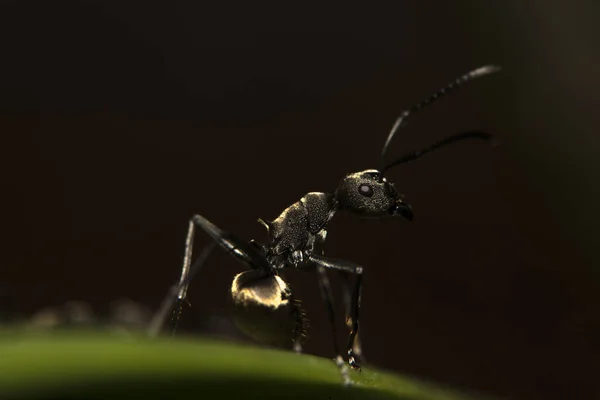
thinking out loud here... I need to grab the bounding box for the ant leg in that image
[340,273,365,365]
[314,247,346,366]
[315,267,346,369]
[147,214,269,337]
[170,239,217,335]
[189,214,270,270]
[147,241,215,337]
[307,254,364,371]
[347,273,363,370]
[169,219,211,335]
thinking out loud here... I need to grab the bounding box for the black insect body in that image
[148,65,500,382]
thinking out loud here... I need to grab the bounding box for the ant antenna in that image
[380,131,495,175]
[379,65,501,170]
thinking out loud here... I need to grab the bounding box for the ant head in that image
[335,65,501,221]
[335,169,413,220]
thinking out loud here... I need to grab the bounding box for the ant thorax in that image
[259,192,338,266]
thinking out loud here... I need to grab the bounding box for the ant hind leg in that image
[147,214,269,337]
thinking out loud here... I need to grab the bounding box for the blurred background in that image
[1,1,599,399]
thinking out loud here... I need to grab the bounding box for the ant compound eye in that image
[358,184,374,197]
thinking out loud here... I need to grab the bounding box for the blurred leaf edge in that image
[0,330,481,400]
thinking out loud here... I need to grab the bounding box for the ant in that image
[148,64,500,384]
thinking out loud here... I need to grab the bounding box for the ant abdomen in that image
[230,270,307,349]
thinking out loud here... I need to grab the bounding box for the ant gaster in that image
[148,65,501,383]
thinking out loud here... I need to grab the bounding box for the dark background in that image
[1,1,599,399]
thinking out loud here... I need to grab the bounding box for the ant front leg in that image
[308,254,364,371]
[315,265,351,385]
[339,272,365,366]
[315,266,343,357]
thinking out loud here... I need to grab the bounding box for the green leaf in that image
[0,331,478,400]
